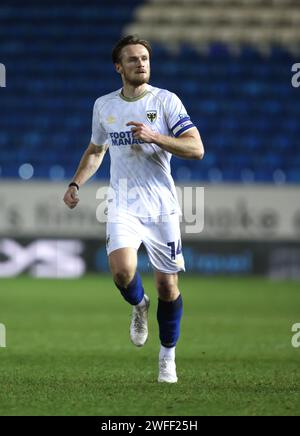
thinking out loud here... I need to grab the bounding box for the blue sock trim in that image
[157,294,183,348]
[114,272,144,306]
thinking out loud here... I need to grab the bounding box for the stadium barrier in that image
[0,237,300,279]
[0,182,299,278]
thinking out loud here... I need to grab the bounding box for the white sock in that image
[136,296,146,309]
[159,345,175,361]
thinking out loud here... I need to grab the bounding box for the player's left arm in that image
[127,122,204,160]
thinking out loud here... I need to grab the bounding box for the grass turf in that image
[0,274,299,416]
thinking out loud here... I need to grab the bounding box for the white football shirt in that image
[91,84,195,218]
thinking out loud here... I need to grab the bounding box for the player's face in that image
[117,44,150,87]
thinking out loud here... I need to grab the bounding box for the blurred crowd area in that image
[0,0,299,183]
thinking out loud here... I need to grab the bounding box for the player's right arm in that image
[63,141,108,209]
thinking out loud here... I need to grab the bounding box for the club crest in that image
[146,110,157,124]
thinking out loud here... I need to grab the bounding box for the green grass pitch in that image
[0,274,300,416]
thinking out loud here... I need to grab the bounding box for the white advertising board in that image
[0,181,299,240]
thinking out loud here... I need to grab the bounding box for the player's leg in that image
[141,214,185,382]
[155,271,183,383]
[109,247,150,347]
[109,247,139,301]
[106,215,143,305]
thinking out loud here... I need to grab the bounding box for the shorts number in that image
[167,240,182,260]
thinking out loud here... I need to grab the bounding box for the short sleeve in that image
[90,100,108,146]
[165,92,195,137]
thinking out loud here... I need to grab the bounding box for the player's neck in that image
[121,83,148,100]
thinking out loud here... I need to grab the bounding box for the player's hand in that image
[127,121,156,143]
[63,186,80,209]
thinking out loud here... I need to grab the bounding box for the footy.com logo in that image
[0,63,6,87]
[95,180,204,234]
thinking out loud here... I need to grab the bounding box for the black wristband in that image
[68,182,79,190]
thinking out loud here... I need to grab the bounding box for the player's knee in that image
[157,282,179,302]
[113,269,135,289]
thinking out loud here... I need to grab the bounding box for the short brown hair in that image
[112,35,152,64]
